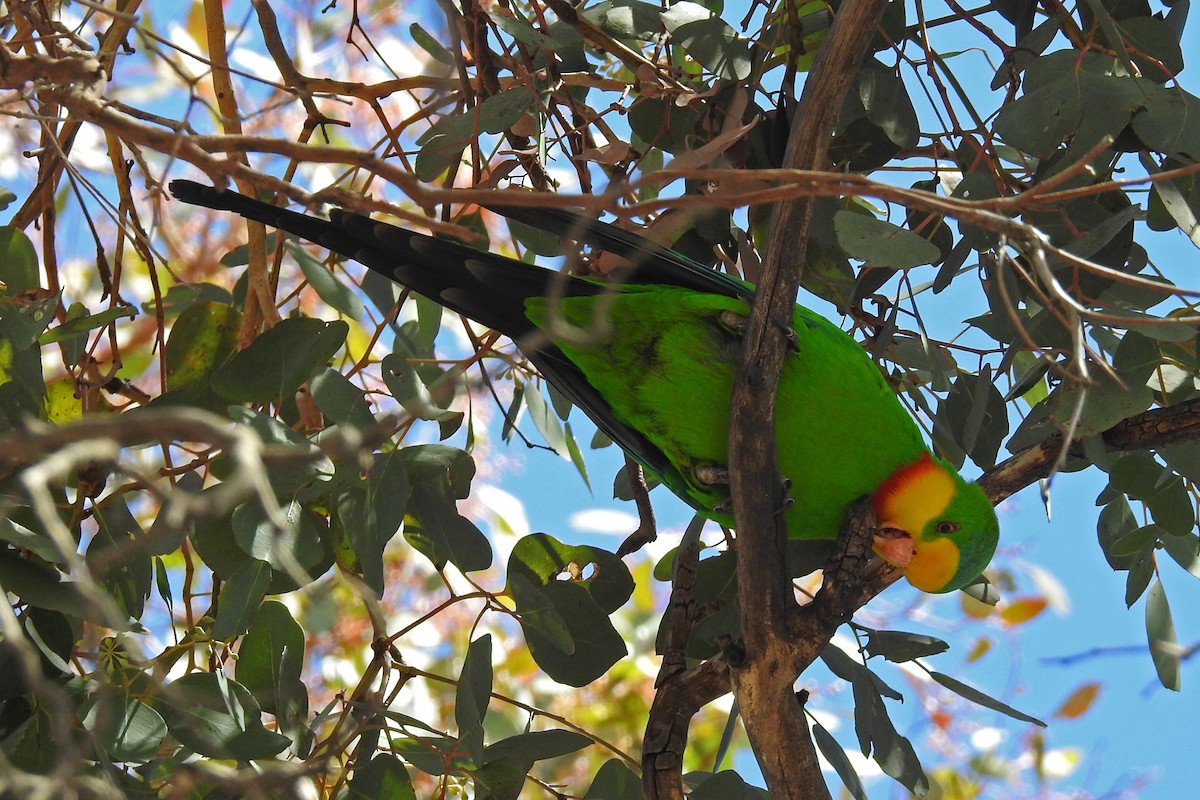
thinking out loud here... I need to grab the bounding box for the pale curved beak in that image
[872,524,916,569]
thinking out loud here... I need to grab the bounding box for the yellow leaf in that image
[1000,596,1047,626]
[965,636,992,663]
[960,592,994,619]
[46,379,83,424]
[1054,681,1101,720]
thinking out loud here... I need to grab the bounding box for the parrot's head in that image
[871,452,999,593]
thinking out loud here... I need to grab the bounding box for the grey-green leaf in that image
[1146,579,1181,691]
[930,671,1047,726]
[834,211,942,269]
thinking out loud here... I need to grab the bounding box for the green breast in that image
[527,286,928,540]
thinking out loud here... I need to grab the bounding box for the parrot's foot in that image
[693,464,730,486]
[718,310,748,337]
[717,310,798,352]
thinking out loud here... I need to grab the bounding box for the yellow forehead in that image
[878,460,957,536]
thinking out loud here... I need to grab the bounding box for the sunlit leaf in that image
[1146,579,1181,691]
[1053,682,1101,719]
[930,671,1047,726]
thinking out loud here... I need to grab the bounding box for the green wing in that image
[170,182,929,540]
[168,182,741,495]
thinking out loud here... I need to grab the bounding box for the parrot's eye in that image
[935,521,959,535]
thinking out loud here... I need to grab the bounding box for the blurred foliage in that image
[0,0,1197,797]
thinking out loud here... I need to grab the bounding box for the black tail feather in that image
[168,180,682,484]
[169,180,599,340]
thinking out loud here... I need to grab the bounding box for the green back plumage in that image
[529,287,928,539]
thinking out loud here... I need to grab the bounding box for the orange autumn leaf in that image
[1000,596,1048,626]
[1054,682,1102,720]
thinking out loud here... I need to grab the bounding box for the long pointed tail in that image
[169,180,587,340]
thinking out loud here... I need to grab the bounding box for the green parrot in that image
[169,181,999,593]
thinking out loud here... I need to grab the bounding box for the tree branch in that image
[726,1,890,797]
[980,397,1200,503]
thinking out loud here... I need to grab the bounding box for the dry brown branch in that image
[723,1,891,797]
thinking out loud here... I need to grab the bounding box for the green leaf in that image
[141,282,233,317]
[1108,524,1161,557]
[1097,496,1139,570]
[392,736,466,776]
[862,629,950,663]
[995,56,1148,158]
[0,547,117,625]
[212,316,348,404]
[563,422,592,491]
[1117,16,1185,82]
[400,444,477,497]
[191,492,333,594]
[583,758,642,800]
[874,727,929,797]
[820,644,902,700]
[587,0,662,43]
[934,368,1008,469]
[508,572,574,653]
[220,231,282,267]
[483,729,592,765]
[959,574,1001,605]
[211,558,271,641]
[834,211,941,269]
[407,479,492,573]
[660,3,752,80]
[506,534,633,685]
[456,634,493,764]
[334,450,410,595]
[225,406,333,496]
[415,88,535,181]
[930,671,1047,726]
[39,305,136,346]
[0,226,40,291]
[1161,533,1200,579]
[21,607,77,676]
[811,719,868,800]
[473,757,529,800]
[381,353,463,424]
[231,499,330,587]
[1145,579,1181,690]
[488,10,558,51]
[236,599,309,751]
[687,770,758,799]
[310,367,375,429]
[291,241,364,320]
[0,512,67,564]
[0,292,58,351]
[82,692,167,764]
[347,754,416,800]
[1125,550,1155,606]
[849,675,928,794]
[627,97,700,154]
[409,23,455,65]
[829,60,920,170]
[153,672,291,760]
[89,497,153,621]
[524,382,567,455]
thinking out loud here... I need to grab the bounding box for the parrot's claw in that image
[718,310,747,336]
[718,311,798,353]
[778,322,800,352]
[694,464,730,486]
